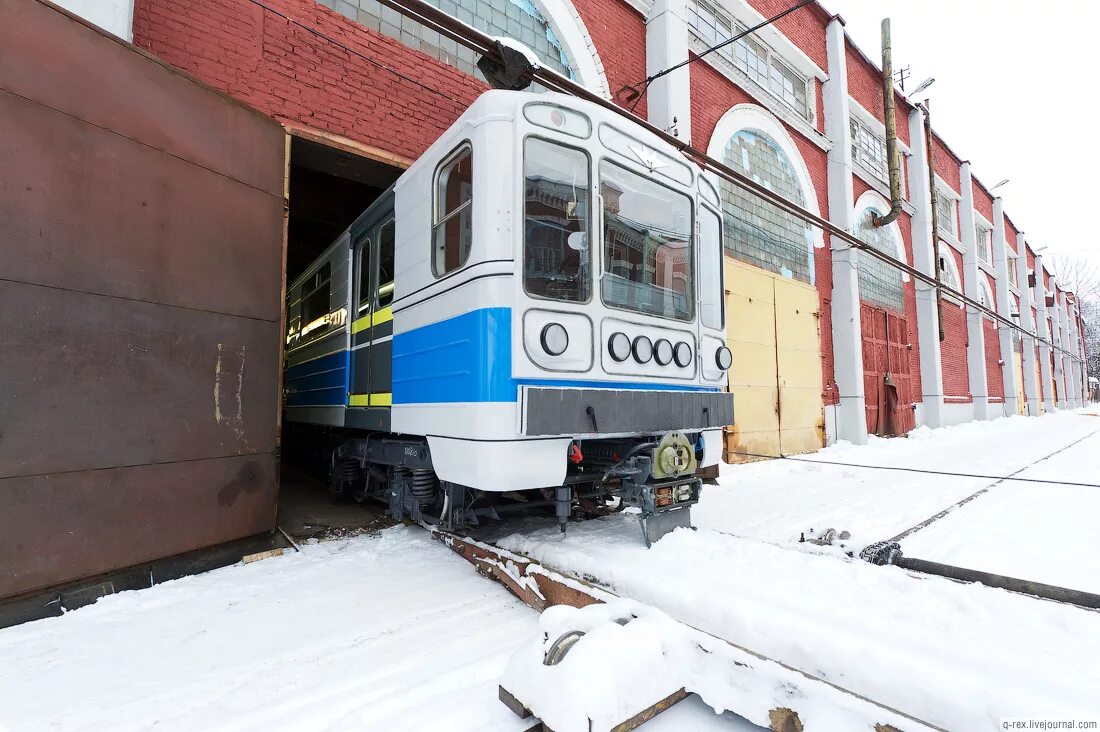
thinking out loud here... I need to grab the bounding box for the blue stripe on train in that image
[285,350,347,381]
[285,349,349,406]
[285,387,346,407]
[392,307,720,404]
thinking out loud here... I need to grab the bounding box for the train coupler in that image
[621,477,700,547]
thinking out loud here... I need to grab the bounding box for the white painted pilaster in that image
[959,163,991,420]
[906,107,944,428]
[823,17,866,445]
[1014,235,1040,415]
[1058,293,1076,408]
[1053,286,1068,408]
[645,0,692,143]
[1034,255,1056,412]
[992,198,1019,416]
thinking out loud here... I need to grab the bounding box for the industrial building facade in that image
[1,0,1092,610]
[39,0,1100,452]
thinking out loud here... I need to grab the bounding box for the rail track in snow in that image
[430,526,944,732]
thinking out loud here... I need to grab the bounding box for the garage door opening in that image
[280,134,403,540]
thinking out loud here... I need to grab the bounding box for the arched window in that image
[336,0,577,82]
[937,244,961,292]
[978,278,995,312]
[719,129,813,283]
[854,207,904,311]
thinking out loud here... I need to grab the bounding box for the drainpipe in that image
[871,18,903,228]
[921,101,945,341]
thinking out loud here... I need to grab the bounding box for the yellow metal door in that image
[724,259,779,462]
[774,277,826,454]
[723,259,825,462]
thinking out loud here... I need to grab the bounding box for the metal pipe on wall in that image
[871,18,903,228]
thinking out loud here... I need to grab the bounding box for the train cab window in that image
[356,238,371,315]
[523,137,591,302]
[432,146,473,277]
[377,219,395,308]
[301,263,331,337]
[699,205,724,329]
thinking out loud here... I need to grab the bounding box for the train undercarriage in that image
[326,432,703,546]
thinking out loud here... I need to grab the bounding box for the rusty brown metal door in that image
[861,305,915,436]
[0,0,287,600]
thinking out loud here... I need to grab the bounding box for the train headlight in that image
[653,339,673,366]
[608,331,631,362]
[540,323,569,356]
[715,345,733,371]
[632,335,653,364]
[673,341,692,368]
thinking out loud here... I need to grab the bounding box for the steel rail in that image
[370,0,1083,364]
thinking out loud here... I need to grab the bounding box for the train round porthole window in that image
[653,339,674,366]
[540,322,569,356]
[608,332,631,362]
[673,341,692,368]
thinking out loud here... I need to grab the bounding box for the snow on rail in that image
[436,529,941,731]
[492,514,1100,731]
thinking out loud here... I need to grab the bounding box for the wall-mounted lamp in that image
[990,179,1010,191]
[911,76,935,95]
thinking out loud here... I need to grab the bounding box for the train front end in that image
[508,94,732,544]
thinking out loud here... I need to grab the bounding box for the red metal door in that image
[861,305,915,436]
[0,0,286,600]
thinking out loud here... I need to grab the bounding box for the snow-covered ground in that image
[697,408,1100,591]
[0,529,535,732]
[0,527,754,732]
[498,513,1100,731]
[3,408,1098,731]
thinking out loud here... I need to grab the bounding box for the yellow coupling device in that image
[651,432,697,479]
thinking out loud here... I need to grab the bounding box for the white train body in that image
[284,89,733,542]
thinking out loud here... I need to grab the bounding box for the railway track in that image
[430,526,943,732]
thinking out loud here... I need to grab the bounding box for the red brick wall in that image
[689,59,836,405]
[972,181,994,223]
[746,0,829,70]
[132,0,485,162]
[941,246,969,399]
[983,318,1003,400]
[982,270,1004,398]
[572,0,647,118]
[930,136,961,195]
[844,44,911,147]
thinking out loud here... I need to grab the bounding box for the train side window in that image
[432,145,473,277]
[377,219,395,308]
[699,205,725,329]
[356,237,372,315]
[301,263,331,338]
[523,137,591,303]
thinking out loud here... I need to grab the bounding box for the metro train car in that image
[282,89,733,545]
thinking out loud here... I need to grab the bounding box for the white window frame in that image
[850,115,889,185]
[938,245,963,303]
[974,222,993,267]
[934,188,958,240]
[686,0,813,124]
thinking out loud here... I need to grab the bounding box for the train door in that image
[347,217,395,431]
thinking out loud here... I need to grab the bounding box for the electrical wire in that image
[620,0,816,112]
[241,0,1087,370]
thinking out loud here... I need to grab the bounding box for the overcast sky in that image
[823,0,1100,281]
